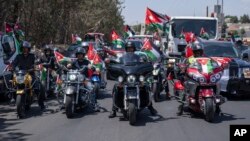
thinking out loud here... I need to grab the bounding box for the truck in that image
[163,16,218,56]
[0,33,19,100]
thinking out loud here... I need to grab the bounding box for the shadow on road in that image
[97,91,112,100]
[212,113,246,124]
[179,108,245,124]
[221,93,250,101]
[116,110,178,126]
[0,117,31,141]
[62,105,109,119]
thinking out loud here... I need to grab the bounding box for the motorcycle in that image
[151,62,166,102]
[38,62,56,98]
[10,69,40,118]
[109,61,153,125]
[168,53,226,122]
[59,66,94,118]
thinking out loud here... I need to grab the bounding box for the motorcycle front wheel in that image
[16,95,25,118]
[65,95,74,118]
[204,98,215,122]
[94,82,100,99]
[128,101,137,125]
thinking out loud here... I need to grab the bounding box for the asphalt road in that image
[0,80,250,141]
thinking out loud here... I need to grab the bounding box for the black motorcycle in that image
[59,66,94,118]
[108,60,153,125]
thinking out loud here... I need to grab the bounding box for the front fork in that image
[123,85,140,110]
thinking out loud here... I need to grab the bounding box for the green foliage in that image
[240,14,250,23]
[0,0,125,45]
[225,15,238,23]
[240,28,246,37]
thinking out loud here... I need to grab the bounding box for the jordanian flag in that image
[5,22,23,54]
[54,51,76,64]
[145,7,170,31]
[124,25,135,38]
[87,43,103,70]
[111,30,125,48]
[196,58,214,74]
[141,38,161,62]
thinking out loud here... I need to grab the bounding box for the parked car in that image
[202,40,250,95]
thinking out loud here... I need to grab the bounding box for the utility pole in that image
[206,6,209,17]
[222,0,224,13]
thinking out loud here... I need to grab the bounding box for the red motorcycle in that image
[169,56,226,122]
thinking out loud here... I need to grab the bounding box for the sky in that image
[122,0,250,25]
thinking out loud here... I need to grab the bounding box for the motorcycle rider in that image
[67,48,100,112]
[176,40,223,115]
[81,42,89,53]
[11,41,46,110]
[109,41,157,118]
[40,44,57,97]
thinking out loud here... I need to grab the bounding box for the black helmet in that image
[125,41,136,52]
[75,47,86,56]
[192,41,203,57]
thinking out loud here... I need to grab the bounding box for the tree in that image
[230,16,239,23]
[240,14,250,23]
[221,23,228,36]
[241,28,246,37]
[225,15,239,23]
[0,0,125,45]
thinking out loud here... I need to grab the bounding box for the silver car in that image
[202,40,250,95]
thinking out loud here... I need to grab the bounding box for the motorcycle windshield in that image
[120,53,141,66]
[189,58,219,74]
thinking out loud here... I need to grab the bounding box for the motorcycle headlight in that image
[16,76,25,83]
[168,59,176,63]
[139,75,145,82]
[127,75,136,83]
[69,74,77,81]
[118,76,123,83]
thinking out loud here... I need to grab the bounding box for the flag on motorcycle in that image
[54,51,76,64]
[145,7,170,31]
[124,25,135,38]
[87,43,95,60]
[87,43,103,70]
[141,38,161,62]
[111,30,125,48]
[5,22,13,33]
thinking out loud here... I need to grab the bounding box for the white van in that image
[164,16,218,55]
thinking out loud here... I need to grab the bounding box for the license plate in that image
[127,90,137,98]
[16,90,24,94]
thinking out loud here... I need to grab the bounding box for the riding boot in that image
[109,105,117,118]
[148,103,158,116]
[177,104,184,116]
